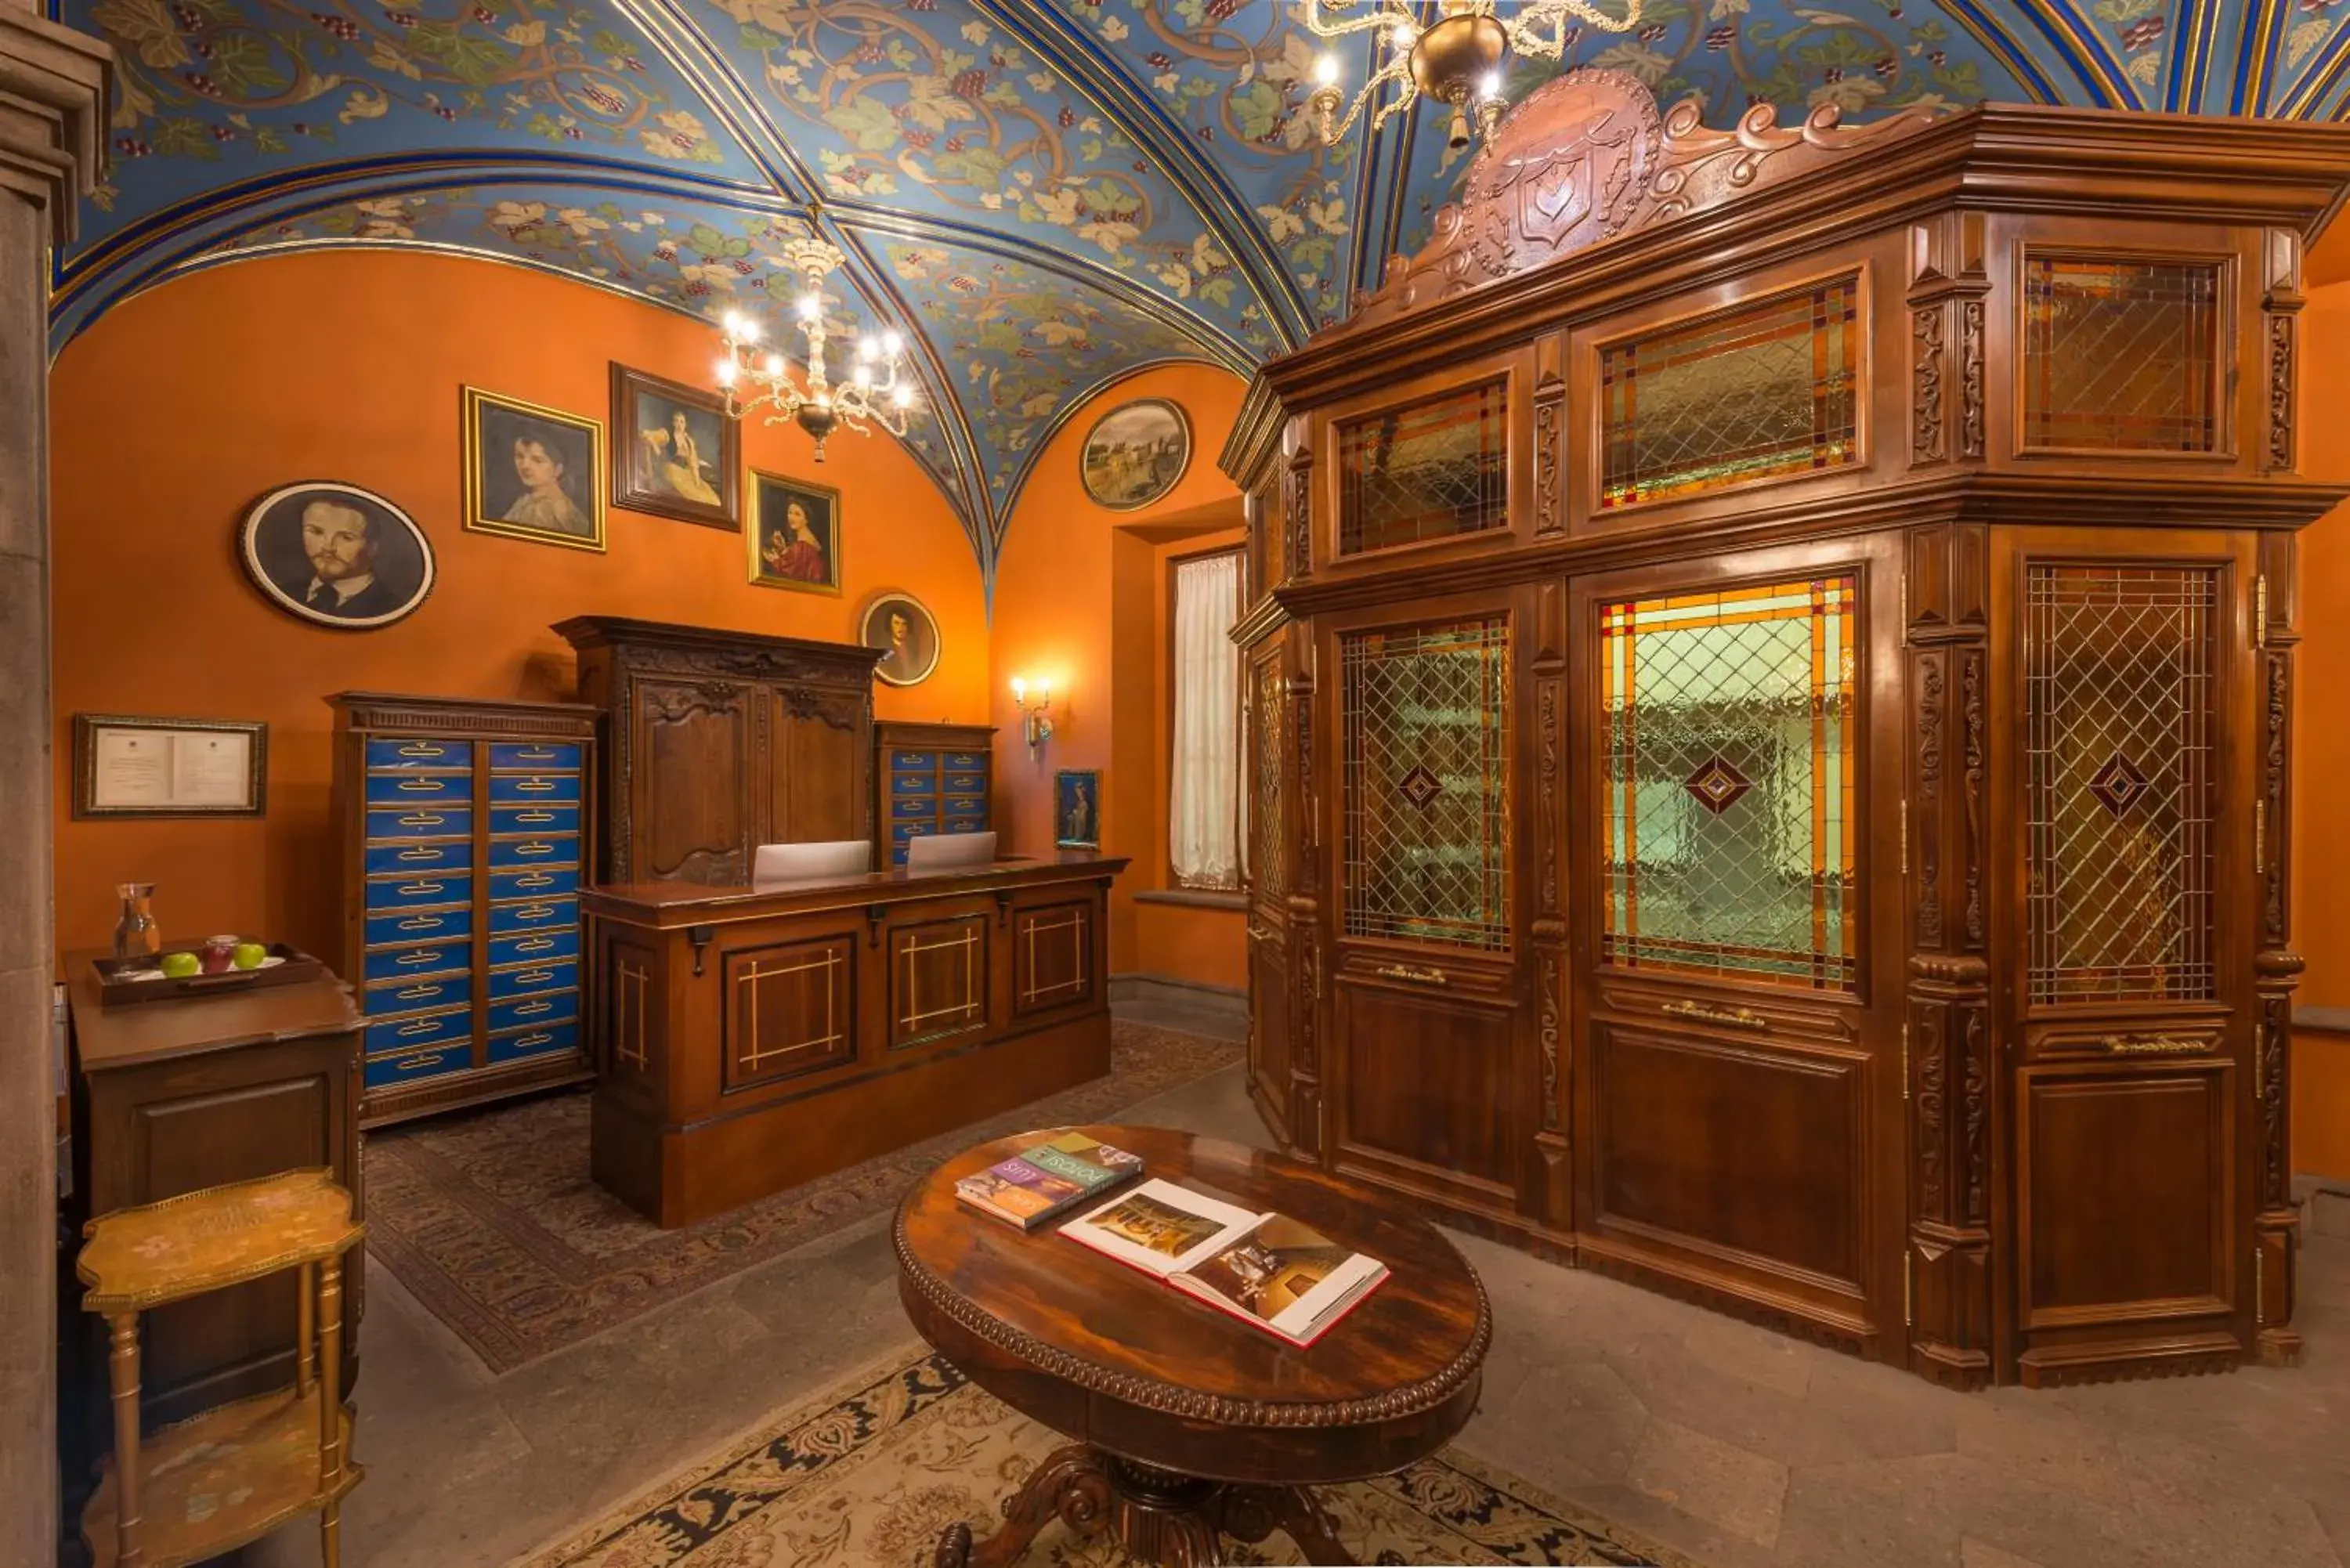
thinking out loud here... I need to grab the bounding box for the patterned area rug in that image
[363,1023,1240,1372]
[523,1348,1696,1567]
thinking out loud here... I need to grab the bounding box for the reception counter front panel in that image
[583,855,1126,1227]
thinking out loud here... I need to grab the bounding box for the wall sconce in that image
[1010,677,1057,758]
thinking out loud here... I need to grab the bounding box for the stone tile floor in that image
[244,1031,2350,1568]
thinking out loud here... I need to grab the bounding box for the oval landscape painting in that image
[1080,399,1191,511]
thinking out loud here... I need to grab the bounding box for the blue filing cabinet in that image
[330,693,600,1127]
[872,721,996,867]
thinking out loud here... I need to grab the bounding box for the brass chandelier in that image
[714,233,915,461]
[1307,0,1642,151]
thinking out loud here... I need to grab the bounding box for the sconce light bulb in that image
[722,310,743,335]
[1011,677,1026,703]
[1314,52,1340,86]
[739,318,761,344]
[1389,23,1414,49]
[854,364,873,388]
[856,336,877,362]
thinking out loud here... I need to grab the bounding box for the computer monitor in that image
[753,840,872,883]
[904,830,997,871]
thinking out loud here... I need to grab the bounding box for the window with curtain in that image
[1170,550,1242,890]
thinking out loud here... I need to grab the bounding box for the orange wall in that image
[990,363,1250,990]
[48,250,987,963]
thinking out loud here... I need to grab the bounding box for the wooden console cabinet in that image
[874,721,996,867]
[1224,70,2350,1388]
[554,616,883,885]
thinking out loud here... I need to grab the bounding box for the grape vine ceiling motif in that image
[49,0,2350,573]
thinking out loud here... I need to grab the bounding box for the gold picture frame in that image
[74,714,269,818]
[1079,398,1191,511]
[747,470,844,595]
[611,362,740,530]
[461,386,608,553]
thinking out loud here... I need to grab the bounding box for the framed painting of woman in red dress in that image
[747,471,842,596]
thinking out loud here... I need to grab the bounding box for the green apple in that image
[232,942,267,970]
[159,952,200,978]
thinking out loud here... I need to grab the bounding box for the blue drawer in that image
[365,807,472,843]
[943,771,987,793]
[363,941,470,984]
[487,772,581,804]
[944,751,988,769]
[891,822,934,842]
[944,795,987,815]
[891,845,910,866]
[490,804,580,837]
[489,865,579,901]
[487,896,577,934]
[366,771,468,805]
[891,774,938,795]
[367,738,468,771]
[489,742,581,771]
[488,990,577,1035]
[363,873,473,912]
[891,797,937,819]
[364,974,472,1018]
[488,959,577,1001]
[364,1045,473,1090]
[363,839,472,876]
[890,750,937,770]
[364,906,474,948]
[945,815,987,833]
[364,1006,472,1059]
[488,835,577,868]
[488,1019,580,1066]
[489,927,580,969]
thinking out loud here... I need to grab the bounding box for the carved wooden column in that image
[1285,638,1323,1162]
[1903,522,1994,1390]
[1529,580,1568,1228]
[0,4,109,1553]
[2254,529,2304,1364]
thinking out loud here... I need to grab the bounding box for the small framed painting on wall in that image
[237,481,436,630]
[859,590,941,687]
[74,714,267,818]
[462,386,606,552]
[612,363,739,529]
[1054,769,1101,851]
[748,471,843,594]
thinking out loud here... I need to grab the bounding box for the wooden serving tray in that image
[92,943,328,1007]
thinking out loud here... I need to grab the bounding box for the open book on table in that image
[1058,1177,1388,1346]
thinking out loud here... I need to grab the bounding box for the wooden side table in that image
[75,1169,366,1568]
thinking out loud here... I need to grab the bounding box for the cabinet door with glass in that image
[1568,539,1907,1346]
[1321,591,1529,1221]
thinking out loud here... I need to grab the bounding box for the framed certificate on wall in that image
[74,714,268,818]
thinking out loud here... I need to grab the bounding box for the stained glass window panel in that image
[2025,565,2217,1005]
[2023,256,2219,452]
[1336,380,1509,555]
[1600,577,1858,991]
[1600,276,1860,511]
[1341,619,1511,949]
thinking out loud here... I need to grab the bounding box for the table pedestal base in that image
[935,1443,1354,1568]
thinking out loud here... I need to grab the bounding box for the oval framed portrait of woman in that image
[461,385,606,552]
[237,481,436,630]
[858,590,942,688]
[1079,397,1191,510]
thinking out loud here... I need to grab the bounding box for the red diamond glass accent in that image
[2088,753,2151,817]
[1397,764,1444,811]
[1683,755,1753,815]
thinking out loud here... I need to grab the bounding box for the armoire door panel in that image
[2017,1065,2234,1328]
[770,693,865,843]
[1332,981,1516,1200]
[1589,1021,1865,1288]
[634,677,754,883]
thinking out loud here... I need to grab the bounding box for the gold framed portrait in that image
[747,471,843,594]
[461,387,607,552]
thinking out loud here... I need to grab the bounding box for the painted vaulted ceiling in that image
[46,0,2350,573]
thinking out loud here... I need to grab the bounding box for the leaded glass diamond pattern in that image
[1601,578,1857,991]
[2023,257,2218,452]
[1600,276,1860,510]
[1337,380,1509,555]
[1252,656,1285,901]
[2025,565,2216,1004]
[1341,619,1511,950]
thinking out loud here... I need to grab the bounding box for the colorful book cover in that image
[1025,1133,1141,1190]
[956,1158,1082,1223]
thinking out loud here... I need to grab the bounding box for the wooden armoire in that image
[554,616,881,885]
[1223,72,2350,1388]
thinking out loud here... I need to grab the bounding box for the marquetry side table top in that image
[895,1125,1491,1566]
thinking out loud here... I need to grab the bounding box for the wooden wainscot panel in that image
[724,933,857,1091]
[1331,966,1517,1209]
[1014,898,1094,1018]
[889,909,992,1051]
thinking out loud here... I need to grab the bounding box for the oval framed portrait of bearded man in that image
[238,481,436,630]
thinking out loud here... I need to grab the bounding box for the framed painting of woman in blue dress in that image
[461,386,606,552]
[610,362,739,530]
[747,471,842,595]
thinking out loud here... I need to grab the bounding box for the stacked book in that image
[956,1133,1144,1230]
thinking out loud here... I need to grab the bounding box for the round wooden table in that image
[895,1125,1491,1568]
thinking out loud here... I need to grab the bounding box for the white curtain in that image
[1170,552,1241,890]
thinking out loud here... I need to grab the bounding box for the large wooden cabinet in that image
[1224,70,2349,1388]
[555,617,883,885]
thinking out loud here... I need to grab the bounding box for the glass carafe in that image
[113,883,159,959]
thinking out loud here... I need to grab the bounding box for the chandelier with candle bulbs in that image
[714,232,916,461]
[1306,0,1642,153]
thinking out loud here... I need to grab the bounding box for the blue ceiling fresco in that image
[49,0,2350,574]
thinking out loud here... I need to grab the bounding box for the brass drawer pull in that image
[519,841,555,856]
[515,969,555,985]
[515,1000,553,1017]
[395,1053,447,1072]
[399,881,443,896]
[397,743,443,757]
[398,916,442,931]
[516,780,556,793]
[394,985,439,999]
[1662,999,1770,1031]
[517,748,557,760]
[396,952,443,967]
[398,812,445,826]
[515,937,556,952]
[398,848,442,862]
[515,1031,554,1048]
[1374,963,1448,987]
[396,1019,441,1037]
[2103,1033,2207,1057]
[518,873,555,888]
[1247,923,1277,942]
[398,779,445,793]
[516,811,556,824]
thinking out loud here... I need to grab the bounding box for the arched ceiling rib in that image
[50,0,2350,572]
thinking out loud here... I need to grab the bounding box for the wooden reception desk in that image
[581,855,1126,1227]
